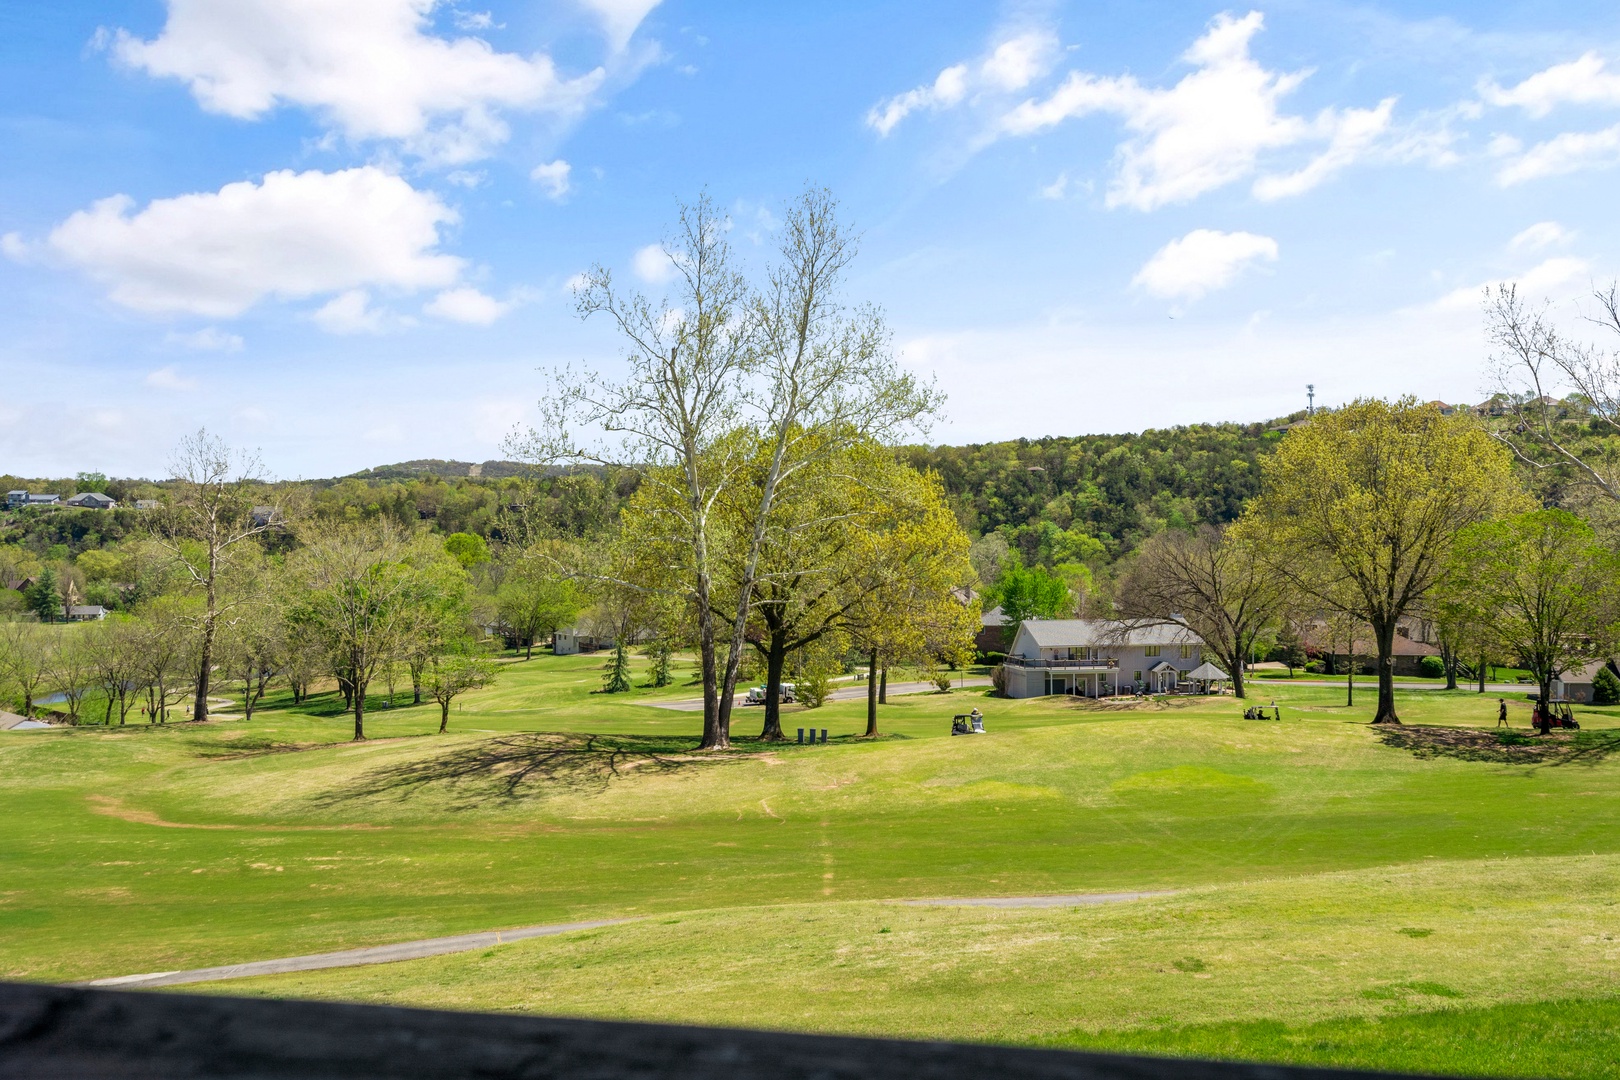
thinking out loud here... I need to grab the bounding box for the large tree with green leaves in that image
[1239,398,1522,724]
[1448,509,1620,706]
[986,564,1072,647]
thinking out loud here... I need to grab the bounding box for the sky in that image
[3,0,1620,480]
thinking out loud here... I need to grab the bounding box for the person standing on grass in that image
[1497,699,1509,727]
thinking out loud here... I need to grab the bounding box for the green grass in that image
[5,651,1620,1077]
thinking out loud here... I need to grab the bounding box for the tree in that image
[0,618,54,717]
[1448,509,1619,708]
[515,189,936,750]
[1594,666,1620,706]
[217,602,285,721]
[286,522,461,741]
[150,431,275,723]
[425,646,497,733]
[643,639,673,687]
[443,533,490,569]
[495,561,580,660]
[131,598,193,723]
[601,641,632,693]
[47,628,95,724]
[988,563,1071,648]
[1239,398,1521,724]
[24,568,60,622]
[87,616,142,725]
[1118,524,1286,699]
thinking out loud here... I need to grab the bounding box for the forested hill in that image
[901,422,1286,567]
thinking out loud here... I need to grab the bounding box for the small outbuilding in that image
[1184,660,1231,692]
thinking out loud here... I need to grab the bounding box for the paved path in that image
[649,678,990,713]
[82,919,627,990]
[900,891,1171,909]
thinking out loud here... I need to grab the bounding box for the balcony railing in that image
[1002,655,1118,670]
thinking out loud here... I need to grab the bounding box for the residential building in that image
[6,491,60,508]
[1000,618,1205,698]
[552,627,605,655]
[65,605,109,622]
[1552,660,1619,704]
[64,492,117,509]
[134,499,161,511]
[977,604,1009,653]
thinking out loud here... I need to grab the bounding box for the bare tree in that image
[151,431,276,723]
[515,189,936,749]
[1488,282,1620,503]
[0,618,54,718]
[1119,525,1287,700]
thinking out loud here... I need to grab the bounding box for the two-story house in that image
[1000,618,1206,698]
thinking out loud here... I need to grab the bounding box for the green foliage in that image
[1419,656,1445,678]
[796,665,831,708]
[75,549,121,583]
[902,423,1279,566]
[1595,666,1620,706]
[988,563,1071,639]
[642,640,672,688]
[23,568,59,621]
[601,640,632,693]
[442,532,490,569]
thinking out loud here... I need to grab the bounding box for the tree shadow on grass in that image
[313,732,748,809]
[1376,725,1620,767]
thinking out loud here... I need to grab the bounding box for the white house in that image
[1000,618,1206,698]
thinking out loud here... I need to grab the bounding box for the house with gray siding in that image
[1000,618,1205,698]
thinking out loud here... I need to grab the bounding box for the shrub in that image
[1418,656,1445,678]
[991,665,1008,696]
[797,667,831,709]
[1594,666,1620,706]
[934,671,953,693]
[1305,660,1325,674]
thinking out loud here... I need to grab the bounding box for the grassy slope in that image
[4,653,1620,1077]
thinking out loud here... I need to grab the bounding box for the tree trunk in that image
[760,633,787,742]
[1371,618,1400,724]
[864,648,879,737]
[1225,644,1247,699]
[439,700,450,733]
[697,572,727,750]
[878,666,887,705]
[525,638,533,661]
[1478,653,1487,694]
[242,678,254,721]
[353,681,367,741]
[193,576,215,723]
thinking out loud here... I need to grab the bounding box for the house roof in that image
[67,605,108,617]
[1016,618,1201,649]
[1559,659,1613,684]
[981,605,1007,627]
[1300,631,1439,657]
[1186,661,1230,680]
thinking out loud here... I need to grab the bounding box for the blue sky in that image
[3,1,1620,479]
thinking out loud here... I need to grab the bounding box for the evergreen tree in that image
[24,568,60,622]
[1594,666,1620,706]
[602,641,632,694]
[643,640,672,688]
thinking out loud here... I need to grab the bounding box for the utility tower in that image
[1306,384,1315,417]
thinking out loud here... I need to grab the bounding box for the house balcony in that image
[1002,655,1118,672]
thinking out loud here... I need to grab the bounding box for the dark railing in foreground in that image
[1002,655,1120,670]
[0,980,1440,1079]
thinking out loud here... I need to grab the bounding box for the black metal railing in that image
[0,980,1447,1079]
[1002,655,1119,669]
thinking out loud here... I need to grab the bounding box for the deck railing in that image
[1001,655,1119,670]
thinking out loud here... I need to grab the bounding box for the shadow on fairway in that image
[1376,725,1620,767]
[314,732,748,807]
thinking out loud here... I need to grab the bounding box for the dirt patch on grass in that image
[1375,725,1620,766]
[86,795,387,831]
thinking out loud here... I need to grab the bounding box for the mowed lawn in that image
[4,652,1620,1077]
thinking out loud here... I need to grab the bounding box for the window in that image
[1133,670,1142,683]
[1180,645,1193,659]
[1144,645,1161,658]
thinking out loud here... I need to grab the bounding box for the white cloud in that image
[145,364,199,391]
[112,0,606,164]
[631,242,680,285]
[1039,172,1069,199]
[578,0,662,52]
[46,167,464,318]
[164,327,244,352]
[1509,221,1573,252]
[530,159,573,200]
[424,286,510,325]
[1481,53,1620,118]
[313,289,389,334]
[1496,124,1620,185]
[995,12,1395,209]
[1429,255,1591,313]
[452,9,494,31]
[0,232,29,261]
[445,169,485,188]
[1132,229,1279,300]
[867,30,1057,136]
[1486,133,1523,157]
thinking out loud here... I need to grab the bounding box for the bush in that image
[797,667,831,709]
[934,671,953,693]
[1418,656,1445,678]
[991,665,1008,696]
[1305,660,1325,674]
[1594,666,1620,706]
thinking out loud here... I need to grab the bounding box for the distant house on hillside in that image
[65,605,109,622]
[6,491,60,509]
[134,499,161,511]
[1299,624,1440,677]
[1001,618,1206,698]
[64,492,116,509]
[250,506,283,528]
[1426,400,1456,416]
[552,627,607,655]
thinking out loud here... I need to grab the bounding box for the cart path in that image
[80,890,1164,989]
[649,678,991,712]
[899,891,1173,908]
[81,919,628,989]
